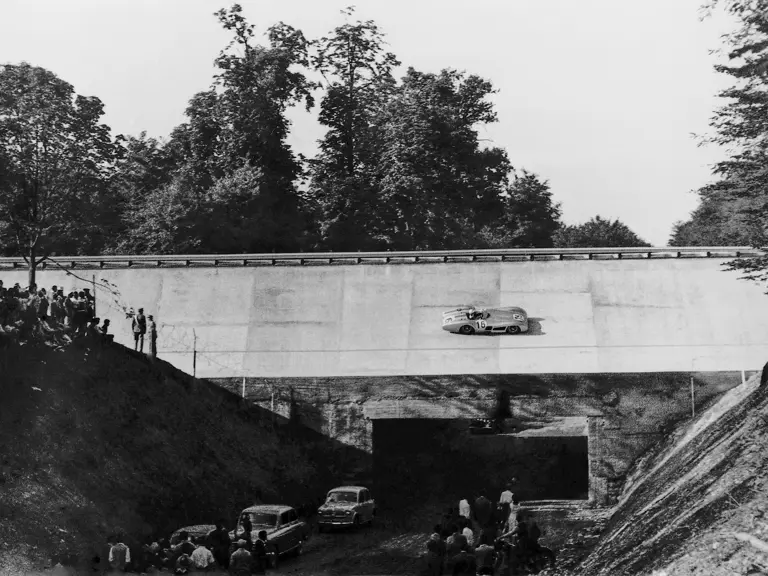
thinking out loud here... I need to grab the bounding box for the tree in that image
[374,68,513,250]
[671,1,768,246]
[477,170,562,248]
[670,1,768,281]
[553,216,651,248]
[309,7,401,249]
[116,5,316,254]
[0,63,119,285]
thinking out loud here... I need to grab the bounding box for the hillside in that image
[0,341,345,574]
[574,372,768,575]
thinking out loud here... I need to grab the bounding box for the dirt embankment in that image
[576,373,768,576]
[0,342,345,574]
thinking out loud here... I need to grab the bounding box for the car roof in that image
[171,524,216,537]
[328,486,367,492]
[241,504,293,514]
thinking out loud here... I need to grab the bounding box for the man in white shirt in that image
[459,497,471,519]
[499,483,514,505]
[108,534,131,571]
[461,520,475,549]
[190,539,216,571]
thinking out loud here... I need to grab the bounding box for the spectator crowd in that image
[0,279,159,356]
[423,485,555,575]
[0,280,112,347]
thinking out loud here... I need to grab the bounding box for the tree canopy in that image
[554,216,650,248]
[669,0,768,284]
[0,5,662,271]
[0,63,120,284]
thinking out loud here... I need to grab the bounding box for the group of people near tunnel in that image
[424,485,555,575]
[0,279,113,347]
[96,520,276,574]
[86,497,325,574]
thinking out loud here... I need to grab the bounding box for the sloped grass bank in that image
[577,374,768,575]
[0,342,346,572]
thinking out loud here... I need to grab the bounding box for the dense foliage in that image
[554,216,651,248]
[670,1,768,249]
[667,0,768,285]
[0,4,654,281]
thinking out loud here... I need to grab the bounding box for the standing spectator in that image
[49,294,62,326]
[100,319,113,342]
[132,308,147,352]
[425,525,446,576]
[446,525,467,558]
[206,520,231,569]
[229,540,252,576]
[251,530,271,574]
[474,532,496,575]
[460,518,474,549]
[37,288,49,321]
[173,531,196,560]
[109,533,131,572]
[459,497,471,520]
[148,314,158,358]
[474,492,493,529]
[499,484,514,505]
[190,538,216,572]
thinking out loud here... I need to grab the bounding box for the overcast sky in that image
[1,0,738,246]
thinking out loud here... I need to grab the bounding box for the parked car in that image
[317,486,376,531]
[442,306,529,335]
[169,524,216,546]
[229,505,309,565]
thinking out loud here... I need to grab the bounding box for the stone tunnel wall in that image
[211,371,751,505]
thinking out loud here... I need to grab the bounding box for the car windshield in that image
[327,491,357,503]
[240,512,277,529]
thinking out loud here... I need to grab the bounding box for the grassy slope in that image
[576,374,768,576]
[0,342,341,573]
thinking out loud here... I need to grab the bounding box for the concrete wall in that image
[4,257,768,377]
[213,371,749,504]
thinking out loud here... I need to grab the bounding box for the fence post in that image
[192,329,197,378]
[691,376,695,417]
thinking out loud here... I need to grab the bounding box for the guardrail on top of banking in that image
[0,247,761,270]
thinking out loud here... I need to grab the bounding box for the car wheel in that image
[459,325,475,335]
[506,325,521,335]
[353,515,360,530]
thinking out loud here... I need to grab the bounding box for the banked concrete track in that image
[1,247,766,378]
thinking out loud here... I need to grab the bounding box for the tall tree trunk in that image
[27,244,36,289]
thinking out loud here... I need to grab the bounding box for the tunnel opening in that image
[372,418,589,515]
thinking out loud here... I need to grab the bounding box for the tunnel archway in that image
[371,418,589,513]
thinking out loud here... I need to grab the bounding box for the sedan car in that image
[169,524,216,546]
[317,486,376,531]
[229,505,310,563]
[442,306,529,335]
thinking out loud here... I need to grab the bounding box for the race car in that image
[442,306,529,335]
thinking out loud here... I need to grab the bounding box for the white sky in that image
[0,0,738,246]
